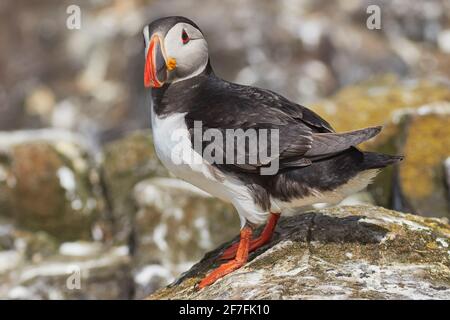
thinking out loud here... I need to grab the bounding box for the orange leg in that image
[198,226,252,289]
[220,212,280,260]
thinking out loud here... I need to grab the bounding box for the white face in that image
[143,22,209,86]
[164,23,209,82]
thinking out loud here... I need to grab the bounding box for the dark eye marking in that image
[181,29,190,44]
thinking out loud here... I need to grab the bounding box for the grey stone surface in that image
[150,205,450,300]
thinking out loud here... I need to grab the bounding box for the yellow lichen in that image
[311,76,450,142]
[400,114,450,199]
[426,242,439,250]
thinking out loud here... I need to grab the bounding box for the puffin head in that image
[143,16,209,88]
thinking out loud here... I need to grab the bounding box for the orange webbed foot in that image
[197,226,252,289]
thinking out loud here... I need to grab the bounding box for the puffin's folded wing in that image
[195,124,314,173]
[303,126,382,157]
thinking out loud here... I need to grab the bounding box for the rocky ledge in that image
[148,205,450,300]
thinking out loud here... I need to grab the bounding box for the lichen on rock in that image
[311,76,450,138]
[370,103,450,218]
[148,205,450,300]
[311,78,450,218]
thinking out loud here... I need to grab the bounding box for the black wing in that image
[184,78,379,173]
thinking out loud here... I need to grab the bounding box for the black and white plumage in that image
[143,16,401,225]
[142,16,402,287]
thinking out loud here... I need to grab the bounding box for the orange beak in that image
[144,36,166,88]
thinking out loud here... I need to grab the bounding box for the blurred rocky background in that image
[0,0,449,299]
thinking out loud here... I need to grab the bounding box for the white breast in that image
[150,106,270,227]
[151,110,216,188]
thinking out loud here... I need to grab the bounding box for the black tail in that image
[362,152,404,170]
[306,126,382,157]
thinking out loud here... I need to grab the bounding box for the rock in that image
[311,78,450,218]
[0,222,58,262]
[0,242,132,300]
[18,230,59,261]
[369,102,450,218]
[0,223,15,251]
[133,264,173,299]
[149,205,450,300]
[0,155,16,219]
[437,29,450,54]
[311,77,450,137]
[445,158,450,202]
[0,250,23,274]
[25,85,56,119]
[0,223,132,300]
[0,130,101,241]
[100,131,168,243]
[132,177,239,298]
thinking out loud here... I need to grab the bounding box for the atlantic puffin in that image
[142,16,403,289]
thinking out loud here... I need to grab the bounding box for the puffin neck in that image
[150,61,215,117]
[151,61,214,96]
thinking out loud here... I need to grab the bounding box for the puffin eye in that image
[181,29,190,44]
